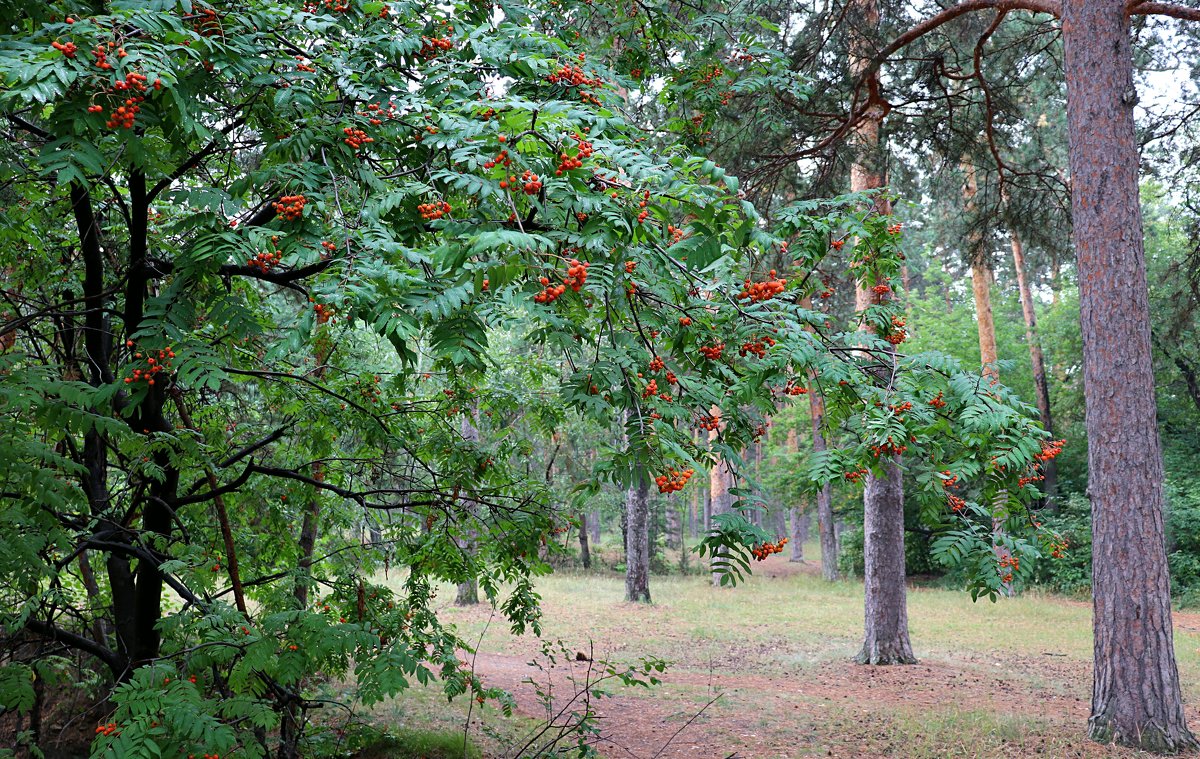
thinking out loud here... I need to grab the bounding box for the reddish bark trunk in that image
[1063,0,1196,749]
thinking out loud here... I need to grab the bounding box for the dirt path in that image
[468,648,1130,758]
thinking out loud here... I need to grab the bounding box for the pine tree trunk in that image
[1063,0,1197,749]
[708,450,734,585]
[856,459,916,664]
[589,509,601,545]
[1009,227,1057,508]
[665,500,681,550]
[790,509,810,562]
[624,468,651,603]
[849,0,912,664]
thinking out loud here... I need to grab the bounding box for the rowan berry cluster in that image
[739,334,776,358]
[91,43,113,70]
[655,468,694,494]
[637,190,651,223]
[751,537,788,561]
[697,63,724,86]
[699,343,724,360]
[1048,538,1068,559]
[679,315,692,326]
[534,276,566,304]
[557,130,594,170]
[885,316,907,345]
[343,127,374,149]
[667,224,686,244]
[312,301,335,324]
[519,170,542,194]
[784,381,808,395]
[123,344,175,387]
[95,722,119,736]
[844,467,868,483]
[929,392,947,409]
[998,554,1019,584]
[830,238,845,251]
[321,240,337,257]
[1036,439,1065,461]
[939,470,959,488]
[697,411,720,432]
[887,223,903,235]
[419,36,454,59]
[546,55,604,104]
[738,270,787,302]
[304,0,349,12]
[52,40,77,58]
[273,194,307,221]
[418,200,451,220]
[642,379,658,400]
[483,143,512,170]
[1018,471,1045,488]
[648,356,665,373]
[104,95,144,129]
[191,7,222,36]
[869,437,907,457]
[247,248,282,273]
[564,258,589,290]
[357,100,398,125]
[872,283,892,295]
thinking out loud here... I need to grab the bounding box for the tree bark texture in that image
[624,468,652,603]
[856,459,916,664]
[791,508,810,562]
[849,0,912,664]
[1063,0,1196,749]
[708,441,734,585]
[578,511,591,569]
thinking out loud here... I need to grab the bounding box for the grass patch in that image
[354,728,480,759]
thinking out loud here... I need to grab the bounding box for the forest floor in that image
[371,542,1200,758]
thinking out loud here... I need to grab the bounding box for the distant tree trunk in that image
[703,489,712,533]
[690,484,700,539]
[785,426,806,562]
[810,389,839,581]
[964,162,998,381]
[578,511,591,569]
[589,509,601,544]
[1008,226,1057,508]
[665,500,681,550]
[708,440,734,585]
[790,509,810,562]
[1063,0,1197,749]
[455,410,481,606]
[624,467,651,603]
[801,294,839,581]
[849,0,912,665]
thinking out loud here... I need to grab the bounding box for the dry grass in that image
[366,539,1200,757]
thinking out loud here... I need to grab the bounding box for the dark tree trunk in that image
[1063,0,1197,749]
[624,468,651,603]
[856,459,915,664]
[578,511,591,569]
